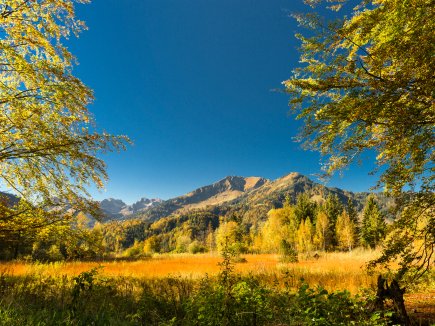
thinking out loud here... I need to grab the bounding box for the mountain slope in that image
[136,172,383,222]
[138,176,269,221]
[229,172,369,210]
[109,172,392,253]
[0,191,19,206]
[174,176,269,210]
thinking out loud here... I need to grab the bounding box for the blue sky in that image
[68,0,378,203]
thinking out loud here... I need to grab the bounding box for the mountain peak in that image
[215,176,269,192]
[100,197,161,220]
[279,172,303,180]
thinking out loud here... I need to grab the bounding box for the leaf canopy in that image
[285,0,434,281]
[0,0,129,215]
[284,0,434,195]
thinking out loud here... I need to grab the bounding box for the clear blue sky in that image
[68,0,378,203]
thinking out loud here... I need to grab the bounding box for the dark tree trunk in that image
[13,231,21,259]
[376,275,411,326]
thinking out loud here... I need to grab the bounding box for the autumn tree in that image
[261,208,285,252]
[260,206,298,253]
[335,211,355,251]
[205,222,215,252]
[143,235,161,254]
[215,220,243,254]
[175,234,192,253]
[285,0,434,280]
[0,0,129,238]
[313,209,330,251]
[0,199,63,259]
[296,218,313,255]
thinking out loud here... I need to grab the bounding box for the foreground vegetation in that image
[1,251,433,325]
[0,271,382,325]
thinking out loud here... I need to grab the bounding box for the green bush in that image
[188,240,207,254]
[279,239,298,263]
[31,242,66,262]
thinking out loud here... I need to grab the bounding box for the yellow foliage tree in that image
[335,211,355,252]
[0,0,129,235]
[260,206,297,253]
[215,220,241,253]
[143,235,160,254]
[285,0,434,280]
[313,210,329,251]
[297,218,313,254]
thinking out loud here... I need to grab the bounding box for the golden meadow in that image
[0,250,401,293]
[1,249,434,325]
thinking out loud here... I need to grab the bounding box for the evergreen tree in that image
[360,197,386,249]
[346,198,359,246]
[346,198,358,225]
[323,194,343,247]
[294,193,317,225]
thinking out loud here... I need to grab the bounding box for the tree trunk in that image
[376,275,411,326]
[13,231,21,259]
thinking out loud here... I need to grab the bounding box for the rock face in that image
[175,176,269,207]
[100,197,162,220]
[136,176,270,221]
[136,172,385,222]
[100,198,126,216]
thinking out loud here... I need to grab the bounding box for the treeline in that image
[0,193,388,261]
[114,194,388,259]
[251,194,386,259]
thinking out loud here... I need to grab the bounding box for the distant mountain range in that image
[102,172,390,222]
[100,197,162,220]
[97,176,267,220]
[2,172,391,223]
[0,191,19,205]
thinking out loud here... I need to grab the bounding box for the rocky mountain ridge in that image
[3,172,388,223]
[99,197,162,220]
[131,172,387,222]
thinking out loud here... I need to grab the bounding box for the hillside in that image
[100,172,393,255]
[136,176,269,221]
[0,191,19,206]
[172,176,268,211]
[133,172,387,223]
[227,172,372,210]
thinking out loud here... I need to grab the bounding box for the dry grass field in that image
[1,250,434,323]
[0,249,390,292]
